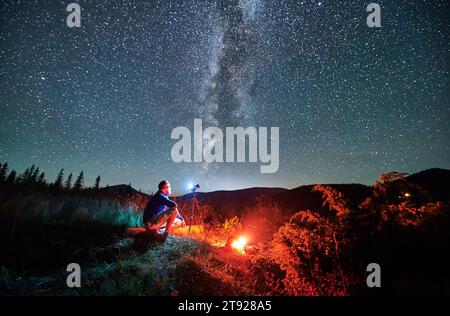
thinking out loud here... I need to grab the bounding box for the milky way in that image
[0,0,449,193]
[201,0,261,126]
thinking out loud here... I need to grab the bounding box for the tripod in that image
[188,190,202,235]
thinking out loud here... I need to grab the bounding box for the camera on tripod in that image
[186,183,201,236]
[189,183,200,192]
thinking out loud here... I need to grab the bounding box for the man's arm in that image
[161,193,177,209]
[160,193,185,224]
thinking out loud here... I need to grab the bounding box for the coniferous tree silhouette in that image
[94,175,101,190]
[74,171,84,191]
[37,172,45,184]
[54,168,64,189]
[20,167,30,183]
[20,165,36,184]
[28,165,36,180]
[31,167,40,183]
[65,173,73,190]
[0,162,8,183]
[6,170,16,184]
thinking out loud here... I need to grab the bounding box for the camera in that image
[190,184,200,192]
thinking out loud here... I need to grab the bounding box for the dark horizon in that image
[2,160,448,195]
[81,166,450,194]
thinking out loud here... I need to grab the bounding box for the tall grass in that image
[0,190,144,274]
[1,192,142,228]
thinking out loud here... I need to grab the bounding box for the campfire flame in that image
[231,236,248,254]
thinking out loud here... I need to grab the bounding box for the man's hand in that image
[180,220,186,228]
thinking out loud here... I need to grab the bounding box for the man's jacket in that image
[143,191,184,223]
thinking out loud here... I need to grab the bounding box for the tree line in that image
[0,162,102,192]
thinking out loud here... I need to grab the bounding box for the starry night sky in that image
[0,0,449,194]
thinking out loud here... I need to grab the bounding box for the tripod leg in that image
[188,194,195,235]
[189,194,200,236]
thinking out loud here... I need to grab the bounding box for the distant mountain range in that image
[101,168,450,216]
[177,187,288,212]
[269,183,372,218]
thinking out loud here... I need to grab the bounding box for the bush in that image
[271,211,350,295]
[264,174,450,295]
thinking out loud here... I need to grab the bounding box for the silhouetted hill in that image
[407,168,450,201]
[177,187,288,212]
[269,183,373,218]
[99,168,449,217]
[100,184,150,199]
[264,168,450,218]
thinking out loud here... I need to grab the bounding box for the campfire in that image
[230,236,248,255]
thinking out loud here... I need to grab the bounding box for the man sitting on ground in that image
[143,180,186,238]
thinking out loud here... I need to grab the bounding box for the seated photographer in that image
[143,180,186,237]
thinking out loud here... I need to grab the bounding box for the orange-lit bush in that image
[271,211,350,295]
[263,174,449,295]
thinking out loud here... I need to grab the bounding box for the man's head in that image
[158,180,171,195]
